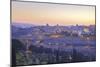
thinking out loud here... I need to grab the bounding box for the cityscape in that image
[12,1,96,66]
[12,23,96,65]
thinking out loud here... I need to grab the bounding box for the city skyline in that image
[12,1,95,26]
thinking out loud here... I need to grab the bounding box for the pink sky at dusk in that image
[12,1,95,26]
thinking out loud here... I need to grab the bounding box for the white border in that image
[0,0,99,67]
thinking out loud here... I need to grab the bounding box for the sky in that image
[12,1,95,26]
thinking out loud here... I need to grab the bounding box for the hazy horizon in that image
[12,1,95,26]
[12,22,95,26]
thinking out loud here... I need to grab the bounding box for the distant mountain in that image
[11,23,34,28]
[11,23,34,38]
